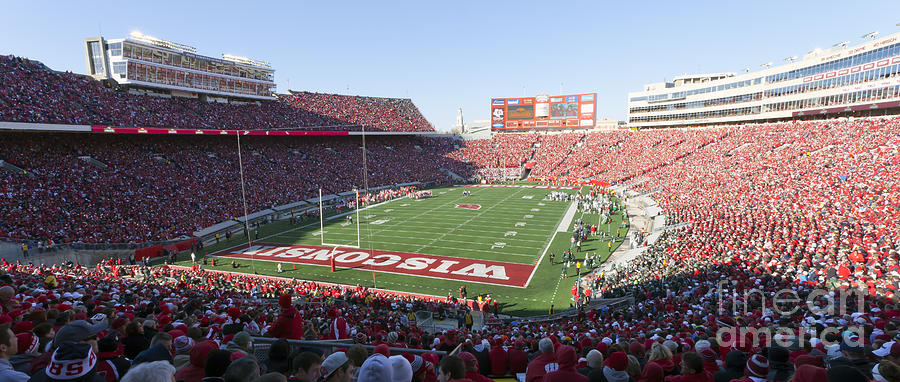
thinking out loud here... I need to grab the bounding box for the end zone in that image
[212,243,535,288]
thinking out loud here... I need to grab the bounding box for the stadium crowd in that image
[0,55,432,132]
[0,134,468,244]
[5,48,900,382]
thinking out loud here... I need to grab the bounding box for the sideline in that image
[524,187,580,288]
[204,196,409,259]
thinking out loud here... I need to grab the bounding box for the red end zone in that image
[212,243,535,288]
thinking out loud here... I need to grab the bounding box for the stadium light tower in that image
[784,56,798,63]
[761,62,773,69]
[743,68,750,73]
[862,31,879,39]
[833,41,850,48]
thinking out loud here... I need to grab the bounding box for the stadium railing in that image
[249,337,446,362]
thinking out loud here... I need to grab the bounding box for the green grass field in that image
[175,185,627,316]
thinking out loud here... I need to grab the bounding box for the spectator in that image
[578,349,602,377]
[29,342,103,382]
[389,355,412,382]
[121,322,148,360]
[174,340,218,382]
[458,352,492,382]
[30,320,106,376]
[204,349,233,382]
[290,352,323,382]
[224,356,261,382]
[489,340,508,376]
[262,339,291,376]
[544,346,586,382]
[173,336,195,371]
[526,338,557,382]
[10,332,40,374]
[322,352,353,382]
[437,356,469,382]
[120,360,175,382]
[224,332,252,358]
[712,351,745,382]
[665,352,712,382]
[0,323,28,382]
[359,354,393,382]
[96,336,130,382]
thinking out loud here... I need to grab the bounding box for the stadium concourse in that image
[3,56,900,382]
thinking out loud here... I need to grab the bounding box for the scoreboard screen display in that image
[507,105,535,120]
[491,93,596,130]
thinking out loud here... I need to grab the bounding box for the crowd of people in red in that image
[0,133,467,244]
[0,55,432,132]
[6,49,900,381]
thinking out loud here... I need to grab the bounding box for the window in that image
[109,42,122,56]
[112,61,126,74]
[87,41,104,75]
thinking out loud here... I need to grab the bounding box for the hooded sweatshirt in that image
[490,345,508,376]
[599,366,630,382]
[793,365,827,382]
[638,362,664,382]
[174,340,218,382]
[526,352,558,382]
[544,346,587,382]
[650,358,678,376]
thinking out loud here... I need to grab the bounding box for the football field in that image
[177,184,627,316]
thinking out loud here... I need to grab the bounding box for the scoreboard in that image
[491,93,596,130]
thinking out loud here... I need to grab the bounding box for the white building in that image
[84,32,276,101]
[627,32,900,128]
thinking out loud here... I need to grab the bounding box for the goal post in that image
[319,188,361,249]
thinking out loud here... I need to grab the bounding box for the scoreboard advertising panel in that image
[491,93,596,130]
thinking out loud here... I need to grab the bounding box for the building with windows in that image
[627,32,900,128]
[84,32,275,100]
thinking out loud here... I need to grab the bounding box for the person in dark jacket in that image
[472,340,492,377]
[10,332,40,375]
[765,347,794,382]
[201,350,232,382]
[121,323,148,360]
[712,350,745,382]
[95,336,130,382]
[578,350,602,377]
[132,343,173,366]
[262,339,292,375]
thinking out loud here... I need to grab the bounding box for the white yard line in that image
[524,192,580,288]
[213,196,406,255]
[413,189,525,252]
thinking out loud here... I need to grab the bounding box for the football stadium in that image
[2,3,900,382]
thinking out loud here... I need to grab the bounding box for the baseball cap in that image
[53,320,108,348]
[873,341,900,357]
[322,352,350,380]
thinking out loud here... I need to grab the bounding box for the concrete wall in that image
[4,248,133,267]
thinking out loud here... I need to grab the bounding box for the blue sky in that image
[2,1,899,131]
